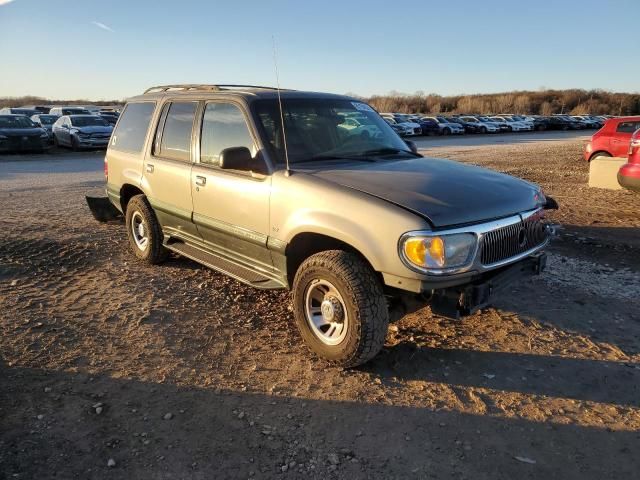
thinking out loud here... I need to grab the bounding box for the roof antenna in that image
[272,35,291,177]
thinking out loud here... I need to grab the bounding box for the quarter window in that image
[616,121,640,134]
[157,102,197,162]
[200,103,256,166]
[110,102,156,153]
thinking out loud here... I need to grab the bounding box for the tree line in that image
[364,89,640,116]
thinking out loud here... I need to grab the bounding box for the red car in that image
[583,116,640,161]
[618,128,640,192]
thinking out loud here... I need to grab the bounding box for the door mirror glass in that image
[219,147,253,171]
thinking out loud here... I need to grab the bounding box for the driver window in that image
[200,103,257,166]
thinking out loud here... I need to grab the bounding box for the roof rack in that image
[143,84,289,94]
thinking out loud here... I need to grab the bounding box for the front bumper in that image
[389,253,546,321]
[430,252,546,318]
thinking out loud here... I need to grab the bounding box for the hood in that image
[301,157,541,228]
[73,125,112,134]
[0,127,43,137]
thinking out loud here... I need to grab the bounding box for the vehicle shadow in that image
[1,358,638,480]
[365,340,639,408]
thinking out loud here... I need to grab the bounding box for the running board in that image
[165,241,285,289]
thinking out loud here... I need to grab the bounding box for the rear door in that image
[141,100,200,240]
[190,101,273,270]
[611,121,640,157]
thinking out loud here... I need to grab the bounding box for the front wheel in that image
[480,126,487,134]
[292,250,389,367]
[442,128,451,136]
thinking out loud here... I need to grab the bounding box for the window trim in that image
[616,121,639,134]
[195,99,269,177]
[151,99,200,163]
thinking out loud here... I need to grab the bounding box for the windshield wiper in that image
[357,147,419,157]
[296,154,378,163]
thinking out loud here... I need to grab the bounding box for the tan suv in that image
[89,84,555,367]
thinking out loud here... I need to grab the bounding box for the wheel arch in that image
[589,150,612,161]
[284,232,381,289]
[119,183,145,213]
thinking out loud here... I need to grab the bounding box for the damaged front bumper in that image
[390,252,546,321]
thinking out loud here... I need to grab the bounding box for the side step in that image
[165,241,285,290]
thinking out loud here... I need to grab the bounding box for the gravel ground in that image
[1,139,639,479]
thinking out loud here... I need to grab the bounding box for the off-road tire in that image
[125,194,169,264]
[292,250,389,367]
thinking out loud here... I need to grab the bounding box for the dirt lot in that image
[1,137,639,479]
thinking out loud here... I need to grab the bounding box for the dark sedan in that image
[30,114,60,143]
[0,115,50,153]
[52,115,113,150]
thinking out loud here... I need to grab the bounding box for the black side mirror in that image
[405,140,418,154]
[219,147,253,171]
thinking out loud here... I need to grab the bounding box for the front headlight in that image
[400,233,477,273]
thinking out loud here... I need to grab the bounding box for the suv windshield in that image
[253,99,411,164]
[70,116,109,127]
[0,115,36,128]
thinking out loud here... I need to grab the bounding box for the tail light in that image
[629,129,640,155]
[104,156,108,179]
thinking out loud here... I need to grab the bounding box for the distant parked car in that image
[0,114,50,153]
[572,116,601,129]
[448,117,481,134]
[383,118,412,137]
[339,114,384,139]
[0,107,39,117]
[20,105,51,114]
[489,116,517,132]
[422,116,465,135]
[552,115,584,130]
[543,116,575,131]
[618,128,640,192]
[458,116,499,133]
[99,111,120,126]
[49,106,91,116]
[498,116,533,131]
[583,116,640,161]
[51,115,113,150]
[382,114,422,136]
[478,116,509,132]
[30,114,59,143]
[407,116,440,135]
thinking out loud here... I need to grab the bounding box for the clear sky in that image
[1,0,639,100]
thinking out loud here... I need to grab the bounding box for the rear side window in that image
[200,103,256,166]
[156,102,197,162]
[616,121,640,134]
[111,102,155,153]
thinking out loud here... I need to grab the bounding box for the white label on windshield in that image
[352,102,375,113]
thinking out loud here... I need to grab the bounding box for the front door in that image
[190,101,273,271]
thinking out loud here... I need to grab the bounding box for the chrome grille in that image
[480,215,547,265]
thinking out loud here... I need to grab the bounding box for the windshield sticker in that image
[352,102,375,113]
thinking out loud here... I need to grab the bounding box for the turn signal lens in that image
[401,233,476,272]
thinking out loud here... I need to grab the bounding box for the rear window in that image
[156,102,197,162]
[616,121,640,134]
[110,102,156,153]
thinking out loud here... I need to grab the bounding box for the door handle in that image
[146,164,154,173]
[195,176,206,187]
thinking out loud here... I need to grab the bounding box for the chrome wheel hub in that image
[304,279,348,345]
[131,211,149,251]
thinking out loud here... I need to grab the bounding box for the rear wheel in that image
[125,194,169,264]
[590,151,612,161]
[292,250,389,367]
